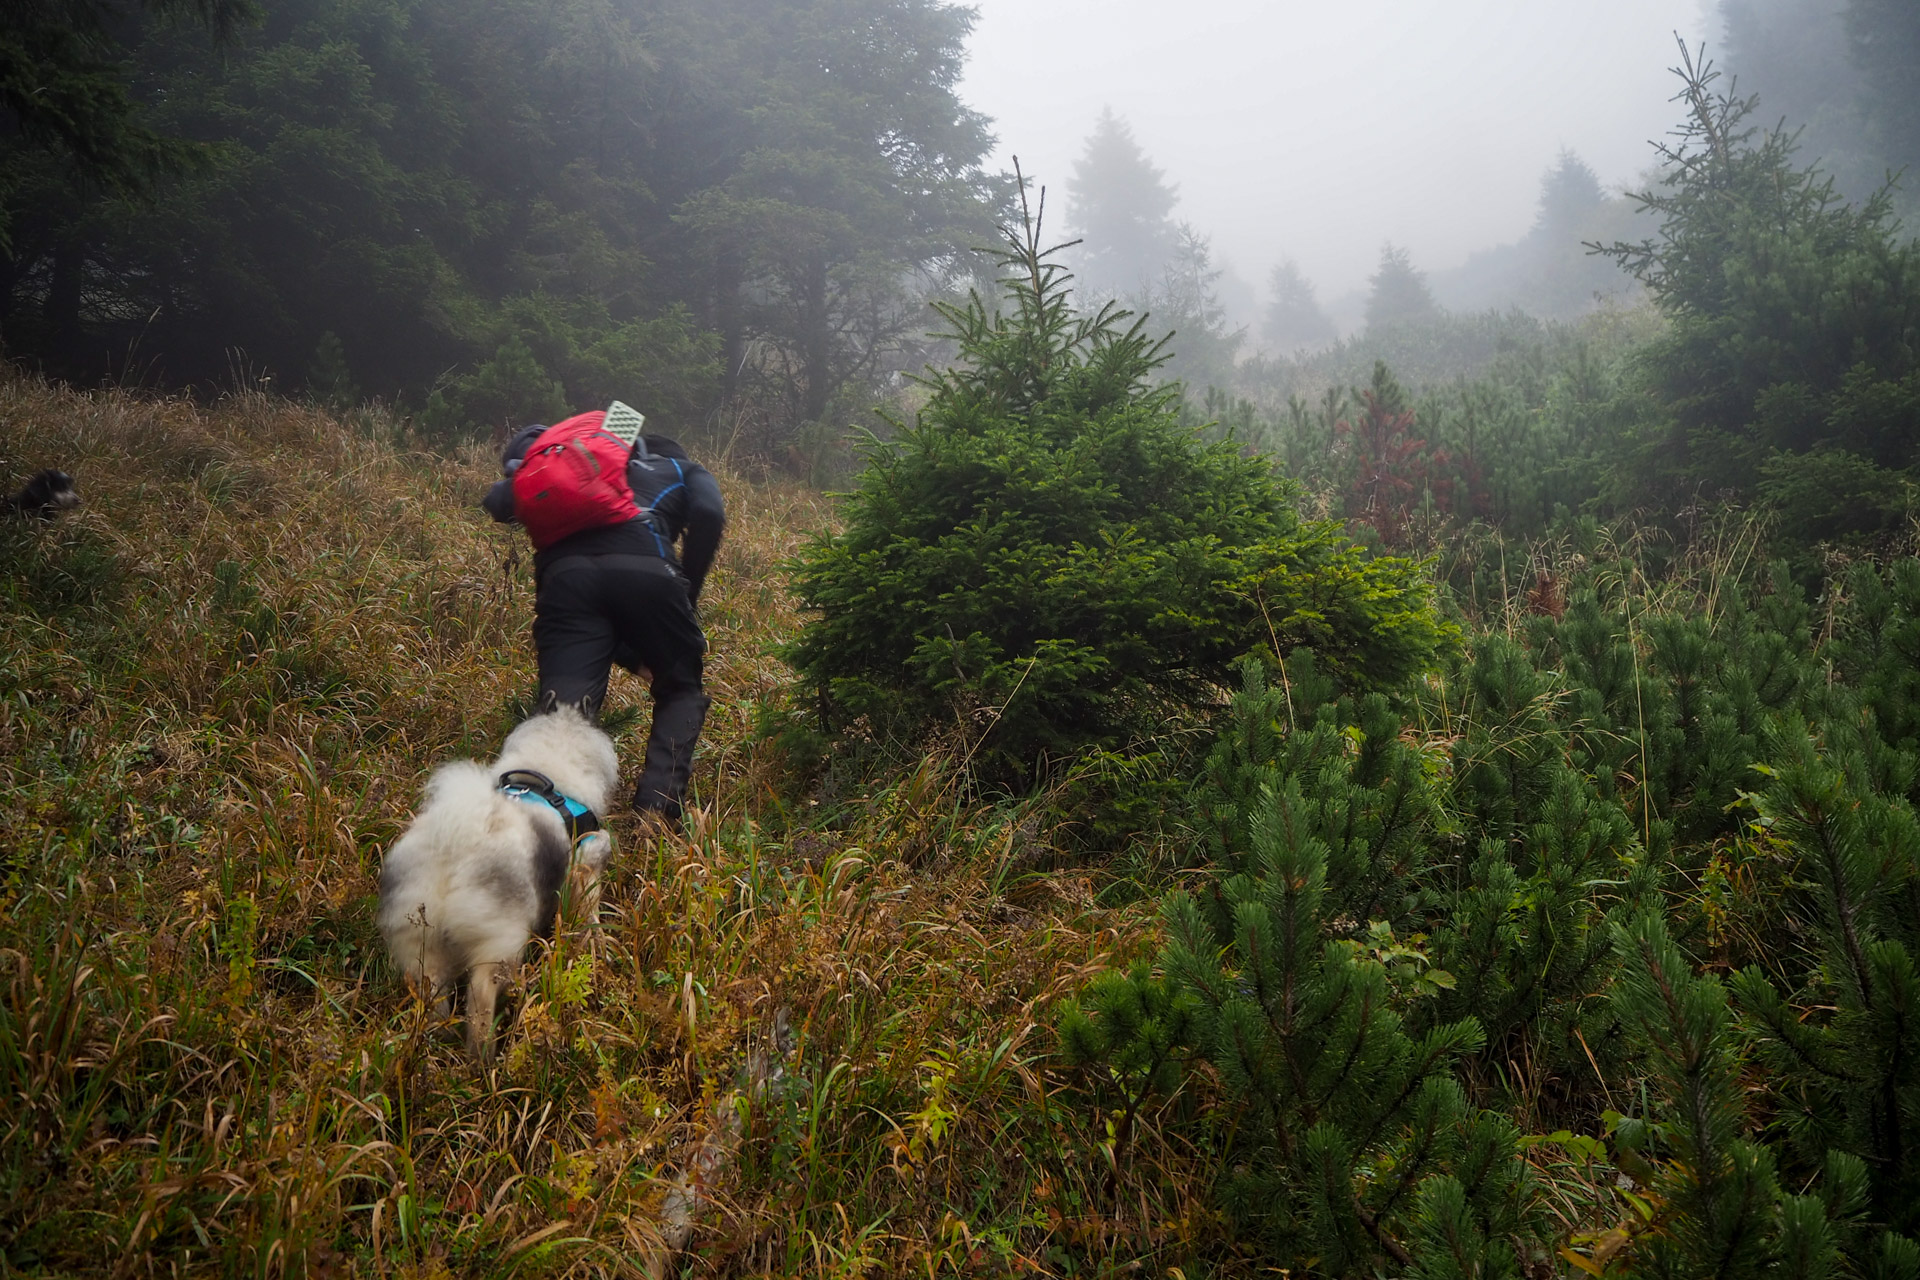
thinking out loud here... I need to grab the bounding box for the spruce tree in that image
[1262,259,1337,354]
[306,331,358,410]
[1534,152,1606,237]
[783,198,1447,788]
[1065,108,1180,302]
[1135,223,1243,394]
[1521,151,1632,317]
[1364,244,1441,332]
[1596,41,1920,518]
[1848,0,1920,178]
[425,334,567,436]
[0,0,255,240]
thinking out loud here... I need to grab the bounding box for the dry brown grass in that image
[0,375,1207,1278]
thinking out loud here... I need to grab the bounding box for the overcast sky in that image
[957,0,1717,304]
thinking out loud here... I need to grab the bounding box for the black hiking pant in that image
[533,554,711,821]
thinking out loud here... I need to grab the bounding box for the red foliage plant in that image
[1339,374,1452,547]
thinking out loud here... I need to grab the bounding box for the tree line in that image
[0,0,1005,445]
[1056,35,1920,574]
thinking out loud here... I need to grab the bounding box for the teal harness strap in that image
[498,769,601,841]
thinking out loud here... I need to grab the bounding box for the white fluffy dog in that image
[378,700,619,1061]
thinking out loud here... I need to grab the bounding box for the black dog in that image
[5,469,81,520]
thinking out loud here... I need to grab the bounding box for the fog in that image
[959,0,1717,310]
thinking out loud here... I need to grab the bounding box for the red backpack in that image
[509,411,642,550]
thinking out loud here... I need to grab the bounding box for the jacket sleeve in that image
[482,424,549,521]
[678,463,726,604]
[482,479,517,523]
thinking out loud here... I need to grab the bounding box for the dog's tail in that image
[420,759,504,824]
[416,763,523,885]
[380,761,513,984]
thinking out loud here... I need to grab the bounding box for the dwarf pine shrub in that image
[1729,731,1920,1235]
[1063,542,1920,1274]
[783,209,1449,789]
[1065,690,1536,1273]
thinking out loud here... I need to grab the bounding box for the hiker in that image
[482,404,725,830]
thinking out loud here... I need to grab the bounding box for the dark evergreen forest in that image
[1,0,1006,445]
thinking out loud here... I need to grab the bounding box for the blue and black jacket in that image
[483,429,727,603]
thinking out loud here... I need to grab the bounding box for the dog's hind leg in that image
[465,960,516,1063]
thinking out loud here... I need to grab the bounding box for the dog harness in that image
[497,769,601,841]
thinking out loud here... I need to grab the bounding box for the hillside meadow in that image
[0,376,1194,1277]
[12,369,1920,1279]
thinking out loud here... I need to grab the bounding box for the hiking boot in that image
[632,802,682,840]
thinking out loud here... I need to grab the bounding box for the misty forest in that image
[7,0,1920,1275]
